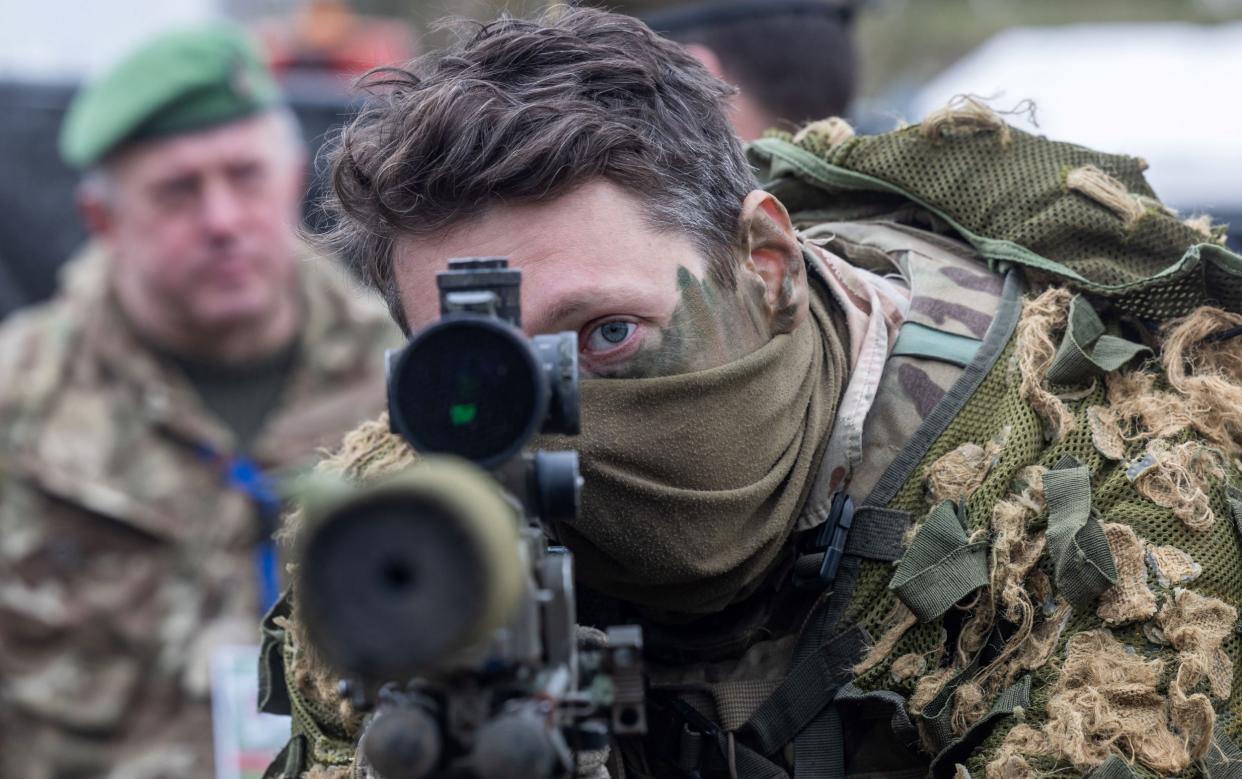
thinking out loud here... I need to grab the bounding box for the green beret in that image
[60,23,280,169]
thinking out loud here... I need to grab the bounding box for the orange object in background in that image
[255,0,418,79]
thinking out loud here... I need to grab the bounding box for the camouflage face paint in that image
[589,265,771,379]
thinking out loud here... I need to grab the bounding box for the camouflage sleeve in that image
[0,468,179,775]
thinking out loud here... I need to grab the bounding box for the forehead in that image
[111,113,281,182]
[393,179,708,327]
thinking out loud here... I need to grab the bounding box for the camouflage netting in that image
[841,293,1242,779]
[755,100,1242,778]
[752,97,1242,321]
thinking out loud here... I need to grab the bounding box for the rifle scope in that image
[386,257,579,470]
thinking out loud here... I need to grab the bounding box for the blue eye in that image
[585,321,636,352]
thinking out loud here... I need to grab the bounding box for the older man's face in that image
[94,113,304,338]
[393,180,787,379]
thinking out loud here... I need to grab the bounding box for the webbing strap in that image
[889,501,988,622]
[843,507,910,561]
[928,676,1032,778]
[1046,295,1151,385]
[1044,457,1118,609]
[834,684,919,748]
[261,734,306,779]
[258,591,292,716]
[1227,486,1242,543]
[1086,756,1135,779]
[1205,724,1242,778]
[891,322,982,368]
[794,705,843,779]
[737,625,866,757]
[796,507,910,587]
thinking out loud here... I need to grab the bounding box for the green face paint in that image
[590,265,772,379]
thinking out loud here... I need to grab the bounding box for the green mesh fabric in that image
[840,325,1242,777]
[751,125,1242,320]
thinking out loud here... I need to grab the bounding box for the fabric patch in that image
[1128,440,1225,532]
[1156,588,1237,699]
[1096,524,1157,626]
[891,653,928,683]
[1087,406,1127,461]
[986,724,1048,779]
[1159,306,1242,454]
[1144,544,1202,588]
[924,433,1007,505]
[1042,630,1192,775]
[1015,289,1076,442]
[853,601,918,675]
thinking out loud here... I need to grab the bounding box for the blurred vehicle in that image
[254,0,417,83]
[910,21,1242,251]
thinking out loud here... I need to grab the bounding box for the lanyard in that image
[201,446,283,613]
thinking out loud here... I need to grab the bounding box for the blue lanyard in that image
[202,447,283,612]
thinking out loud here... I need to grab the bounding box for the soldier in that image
[643,0,857,140]
[0,24,398,779]
[265,8,1242,779]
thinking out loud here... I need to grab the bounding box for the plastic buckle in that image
[794,492,855,590]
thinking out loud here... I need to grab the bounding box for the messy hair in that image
[319,7,757,330]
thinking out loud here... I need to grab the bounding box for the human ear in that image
[737,189,808,335]
[77,186,115,243]
[683,43,727,80]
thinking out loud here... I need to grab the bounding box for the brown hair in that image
[319,7,758,331]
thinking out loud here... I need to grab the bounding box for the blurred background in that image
[2,0,1240,320]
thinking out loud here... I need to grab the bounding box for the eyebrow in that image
[529,286,656,333]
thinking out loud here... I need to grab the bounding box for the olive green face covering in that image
[539,289,847,615]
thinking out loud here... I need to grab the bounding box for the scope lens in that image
[301,494,486,679]
[391,319,544,466]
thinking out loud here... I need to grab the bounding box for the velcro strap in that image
[737,626,866,757]
[888,501,988,622]
[1046,295,1151,385]
[1044,456,1118,609]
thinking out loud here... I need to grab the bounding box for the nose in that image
[199,175,245,239]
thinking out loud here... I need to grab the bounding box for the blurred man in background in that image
[644,0,857,140]
[0,24,396,779]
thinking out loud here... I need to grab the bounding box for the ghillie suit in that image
[261,99,1242,779]
[739,98,1242,778]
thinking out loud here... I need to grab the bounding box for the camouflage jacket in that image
[0,243,399,779]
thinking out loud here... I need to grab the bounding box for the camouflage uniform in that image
[0,242,399,779]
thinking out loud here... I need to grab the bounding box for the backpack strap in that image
[890,322,982,368]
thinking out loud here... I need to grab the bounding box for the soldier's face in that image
[89,113,304,336]
[393,179,807,379]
